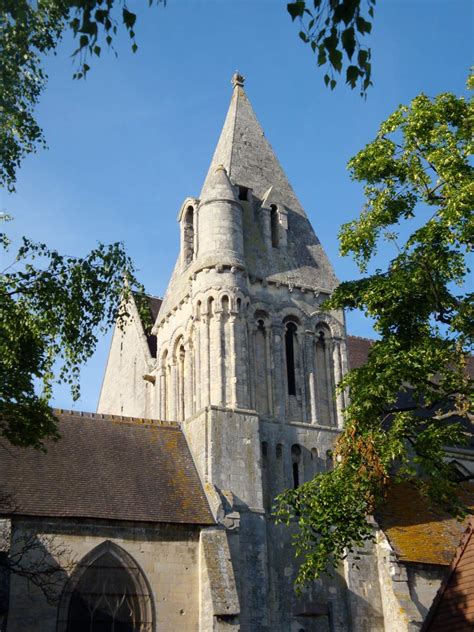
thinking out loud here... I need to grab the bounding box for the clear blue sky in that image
[2,0,472,412]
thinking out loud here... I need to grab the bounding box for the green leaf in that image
[358,49,369,67]
[341,27,356,60]
[346,65,360,88]
[356,16,372,34]
[328,47,343,73]
[122,8,137,30]
[317,46,327,66]
[287,1,306,21]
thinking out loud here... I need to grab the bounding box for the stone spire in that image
[200,74,308,220]
[199,75,339,291]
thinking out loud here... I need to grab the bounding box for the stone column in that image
[201,313,210,408]
[272,324,286,421]
[228,313,238,407]
[332,338,345,429]
[184,340,193,419]
[265,326,274,416]
[210,312,223,406]
[241,316,251,409]
[170,359,178,422]
[248,324,257,411]
[298,332,308,423]
[305,332,318,424]
[194,321,201,411]
[157,367,164,420]
[325,340,336,426]
[339,336,350,409]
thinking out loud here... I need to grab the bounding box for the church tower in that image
[98,74,352,630]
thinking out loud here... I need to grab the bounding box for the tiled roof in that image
[0,411,214,525]
[346,335,374,369]
[422,518,474,631]
[376,482,474,566]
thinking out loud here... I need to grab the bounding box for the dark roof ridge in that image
[53,409,180,430]
[347,334,376,343]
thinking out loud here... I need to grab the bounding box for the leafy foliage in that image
[275,81,473,589]
[287,0,375,95]
[0,0,164,193]
[0,215,148,448]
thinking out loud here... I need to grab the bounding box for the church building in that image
[1,75,472,632]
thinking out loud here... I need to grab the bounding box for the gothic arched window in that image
[58,541,153,632]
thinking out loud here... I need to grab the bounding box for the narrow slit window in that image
[270,205,279,248]
[184,206,194,264]
[291,444,301,488]
[292,462,299,488]
[285,322,297,396]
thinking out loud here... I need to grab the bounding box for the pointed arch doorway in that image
[57,541,154,632]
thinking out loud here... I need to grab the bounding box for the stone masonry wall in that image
[6,518,201,632]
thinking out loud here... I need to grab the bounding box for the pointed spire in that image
[200,164,239,204]
[200,74,308,219]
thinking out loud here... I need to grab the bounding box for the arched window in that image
[285,322,297,396]
[315,325,334,424]
[291,444,302,488]
[270,205,279,248]
[57,541,153,632]
[183,206,194,265]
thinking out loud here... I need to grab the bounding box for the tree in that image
[1,213,148,448]
[1,2,152,447]
[287,0,375,95]
[275,81,473,588]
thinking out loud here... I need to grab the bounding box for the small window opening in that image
[292,444,302,488]
[326,449,333,470]
[276,443,283,459]
[292,462,299,488]
[285,322,297,396]
[238,185,248,201]
[270,204,279,248]
[221,295,229,315]
[311,447,318,460]
[184,206,194,265]
[261,441,268,460]
[318,329,326,348]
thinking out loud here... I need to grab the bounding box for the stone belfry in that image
[98,74,351,631]
[154,73,347,426]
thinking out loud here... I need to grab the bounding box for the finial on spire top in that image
[232,72,245,88]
